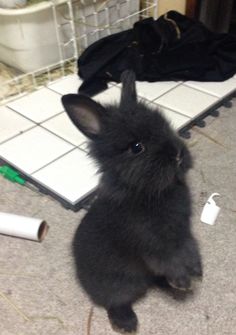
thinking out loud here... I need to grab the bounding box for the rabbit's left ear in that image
[120,70,137,108]
[61,94,105,139]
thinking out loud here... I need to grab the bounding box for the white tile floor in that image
[0,106,35,143]
[94,86,122,104]
[41,112,87,146]
[135,81,181,101]
[155,85,218,118]
[0,74,235,209]
[48,74,83,95]
[0,127,73,175]
[32,149,99,204]
[184,77,236,98]
[7,88,64,123]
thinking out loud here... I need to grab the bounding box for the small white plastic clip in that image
[200,193,221,225]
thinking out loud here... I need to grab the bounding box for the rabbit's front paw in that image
[167,274,192,291]
[187,258,203,278]
[184,241,203,279]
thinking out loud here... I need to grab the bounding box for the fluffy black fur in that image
[62,71,202,333]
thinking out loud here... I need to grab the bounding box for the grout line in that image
[31,147,77,175]
[77,143,89,154]
[39,122,84,147]
[30,155,98,205]
[0,108,65,146]
[48,86,80,95]
[136,82,183,102]
[47,78,82,95]
[6,105,64,126]
[108,81,182,102]
[0,83,231,147]
[6,105,40,124]
[0,124,38,146]
[38,111,65,124]
[0,79,233,209]
[150,100,192,119]
[182,83,222,98]
[183,82,236,98]
[0,82,226,150]
[0,140,76,176]
[47,86,65,95]
[48,80,183,103]
[155,100,216,120]
[151,82,223,119]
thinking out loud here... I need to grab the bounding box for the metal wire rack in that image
[0,0,158,104]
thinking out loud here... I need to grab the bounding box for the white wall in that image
[158,0,186,16]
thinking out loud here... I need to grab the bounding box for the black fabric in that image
[78,11,236,96]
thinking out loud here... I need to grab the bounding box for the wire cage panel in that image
[73,0,140,49]
[0,0,158,103]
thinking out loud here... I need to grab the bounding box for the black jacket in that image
[78,11,236,96]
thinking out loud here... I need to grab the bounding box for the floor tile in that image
[116,81,181,101]
[155,85,218,118]
[48,74,115,96]
[0,106,34,144]
[1,75,234,210]
[149,102,191,130]
[41,112,87,146]
[48,74,83,95]
[78,141,90,152]
[184,77,236,97]
[94,86,121,104]
[7,88,63,123]
[135,81,181,100]
[93,91,110,104]
[108,81,118,87]
[99,84,145,103]
[0,127,74,174]
[32,149,100,204]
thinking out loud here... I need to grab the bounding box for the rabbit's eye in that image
[130,142,145,154]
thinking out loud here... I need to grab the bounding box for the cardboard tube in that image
[0,212,49,242]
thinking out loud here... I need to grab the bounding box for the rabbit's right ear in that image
[120,70,137,108]
[62,94,105,139]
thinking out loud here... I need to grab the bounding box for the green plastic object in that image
[0,165,26,185]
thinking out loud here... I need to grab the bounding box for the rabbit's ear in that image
[120,70,137,108]
[62,94,105,139]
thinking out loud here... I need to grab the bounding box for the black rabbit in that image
[62,71,202,334]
